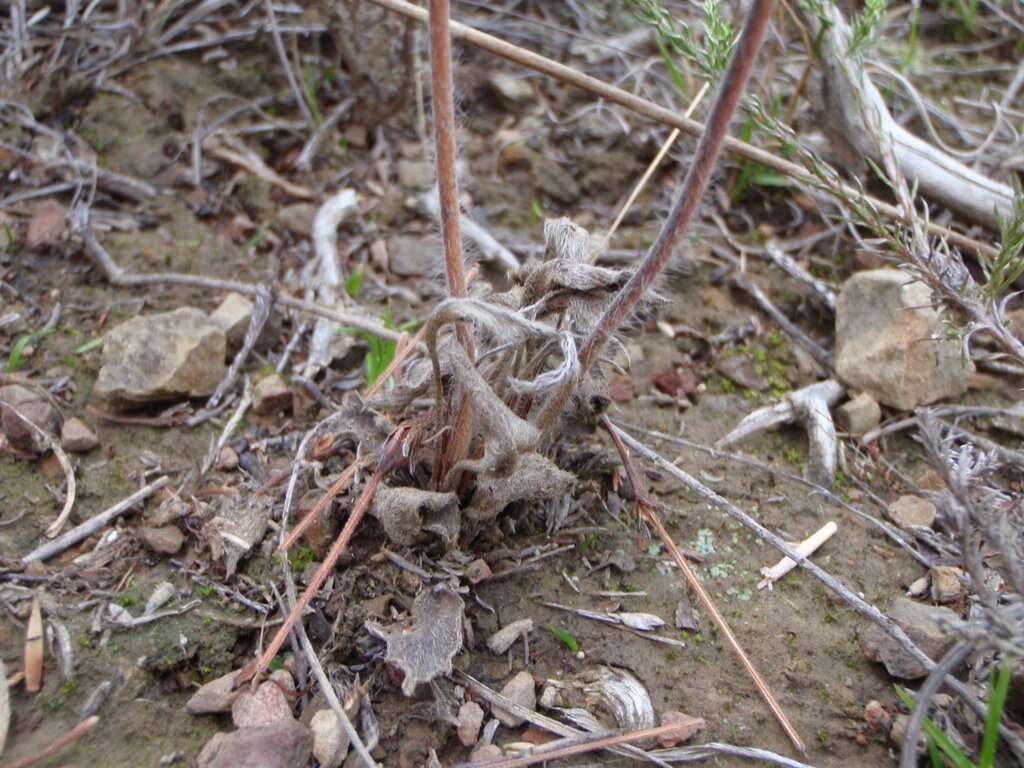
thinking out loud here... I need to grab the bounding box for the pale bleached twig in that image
[306,188,360,376]
[758,521,837,590]
[3,400,77,539]
[296,97,355,171]
[21,477,170,565]
[263,0,315,129]
[418,190,518,271]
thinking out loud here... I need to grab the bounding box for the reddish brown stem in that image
[602,417,806,756]
[581,0,774,373]
[455,719,705,768]
[277,461,360,553]
[0,716,99,768]
[428,0,467,303]
[252,429,406,678]
[536,0,776,435]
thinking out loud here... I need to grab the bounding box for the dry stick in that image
[263,0,315,130]
[605,81,711,244]
[276,461,359,553]
[74,206,401,343]
[428,0,468,305]
[365,0,995,261]
[602,417,807,755]
[253,430,404,676]
[3,402,77,539]
[611,424,1024,759]
[536,0,777,437]
[21,477,170,565]
[455,721,708,768]
[0,715,99,768]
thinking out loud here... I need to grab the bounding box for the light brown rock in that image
[396,159,434,190]
[137,525,185,555]
[887,495,936,529]
[657,711,705,747]
[231,680,294,728]
[836,392,881,435]
[209,293,255,348]
[186,670,238,714]
[388,234,436,277]
[930,566,966,603]
[494,671,535,727]
[26,200,66,249]
[60,417,98,452]
[197,721,312,768]
[310,708,349,768]
[470,745,503,763]
[860,597,959,679]
[253,374,291,415]
[94,308,226,405]
[457,701,484,747]
[835,269,971,410]
[0,385,61,453]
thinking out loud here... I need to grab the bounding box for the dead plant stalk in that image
[537,0,777,436]
[602,418,806,755]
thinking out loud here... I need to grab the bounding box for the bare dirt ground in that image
[1,2,1022,767]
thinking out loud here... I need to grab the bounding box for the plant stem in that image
[579,0,774,375]
[428,0,467,302]
[536,0,776,435]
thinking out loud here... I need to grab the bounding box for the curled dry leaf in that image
[203,494,272,578]
[370,486,460,547]
[366,586,464,696]
[25,595,43,694]
[540,666,655,731]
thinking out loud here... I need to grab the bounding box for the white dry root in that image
[718,379,845,487]
[810,0,1014,231]
[758,521,838,590]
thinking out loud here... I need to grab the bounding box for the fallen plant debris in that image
[1,0,1022,765]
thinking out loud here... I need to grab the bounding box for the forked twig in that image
[601,417,806,755]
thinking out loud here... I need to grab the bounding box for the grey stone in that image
[137,525,185,555]
[836,392,882,435]
[835,269,971,410]
[0,385,61,453]
[396,159,434,190]
[275,203,316,238]
[60,417,98,453]
[887,495,936,529]
[186,670,238,714]
[253,374,291,415]
[197,721,312,768]
[489,74,533,107]
[232,680,293,728]
[494,671,535,727]
[209,293,254,348]
[457,701,484,747]
[388,235,437,277]
[94,308,226,405]
[860,597,959,679]
[310,708,349,768]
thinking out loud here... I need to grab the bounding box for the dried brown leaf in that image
[366,586,464,696]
